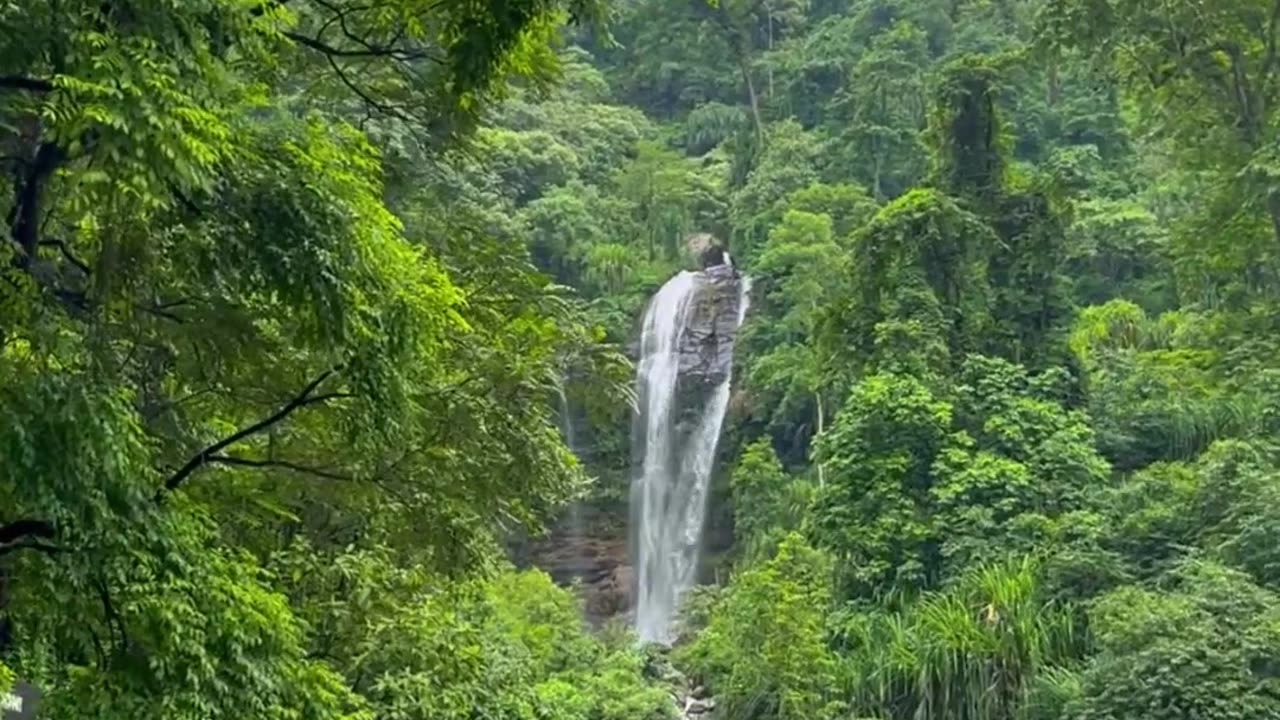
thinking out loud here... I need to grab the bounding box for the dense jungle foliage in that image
[4,0,1280,719]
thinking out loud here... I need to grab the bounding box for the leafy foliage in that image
[1074,561,1280,720]
[7,0,1280,718]
[0,0,659,717]
[605,1,1280,719]
[832,557,1080,720]
[811,355,1107,597]
[678,535,838,720]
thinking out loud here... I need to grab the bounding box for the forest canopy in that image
[4,0,1280,719]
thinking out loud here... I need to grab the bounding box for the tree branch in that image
[159,368,351,494]
[283,30,435,60]
[9,142,65,265]
[39,239,91,275]
[0,76,53,92]
[207,454,355,481]
[0,518,62,557]
[134,301,188,323]
[0,541,64,557]
[95,575,126,652]
[0,519,55,546]
[283,30,381,57]
[318,50,413,120]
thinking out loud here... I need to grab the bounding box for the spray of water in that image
[631,263,748,643]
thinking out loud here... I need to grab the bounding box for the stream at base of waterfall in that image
[630,260,749,644]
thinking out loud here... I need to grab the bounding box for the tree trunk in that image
[814,391,825,488]
[742,60,765,145]
[767,8,774,99]
[1268,191,1280,253]
[711,3,764,145]
[1047,58,1061,106]
[9,140,63,268]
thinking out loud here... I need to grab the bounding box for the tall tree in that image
[0,0,638,715]
[1042,0,1280,275]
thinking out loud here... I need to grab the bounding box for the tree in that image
[0,0,641,715]
[821,189,995,376]
[678,535,839,720]
[745,209,846,463]
[729,120,824,259]
[729,439,812,560]
[775,182,878,236]
[832,20,930,199]
[270,543,673,720]
[1068,301,1249,470]
[615,141,725,263]
[1074,561,1280,720]
[810,355,1107,598]
[588,0,741,117]
[1042,0,1280,273]
[811,372,952,595]
[1062,196,1172,309]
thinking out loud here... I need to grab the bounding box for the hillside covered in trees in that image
[5,0,1280,719]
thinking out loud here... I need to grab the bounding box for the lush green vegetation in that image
[5,0,1280,719]
[0,1,656,718]
[651,2,1280,719]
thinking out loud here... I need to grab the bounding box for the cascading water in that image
[555,382,576,451]
[556,382,586,556]
[631,259,749,644]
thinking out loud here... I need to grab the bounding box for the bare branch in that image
[95,575,126,653]
[130,297,195,325]
[320,50,412,120]
[0,519,55,546]
[39,239,91,275]
[0,76,53,92]
[284,30,386,57]
[0,520,61,557]
[283,30,437,61]
[207,454,355,481]
[0,541,64,557]
[159,368,352,494]
[9,142,65,264]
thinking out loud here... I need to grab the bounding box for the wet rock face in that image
[670,265,744,444]
[699,245,727,268]
[624,263,746,462]
[677,265,742,386]
[670,674,718,719]
[526,512,634,625]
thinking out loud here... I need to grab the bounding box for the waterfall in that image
[556,381,586,551]
[631,262,749,644]
[555,381,577,453]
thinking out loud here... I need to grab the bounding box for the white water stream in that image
[555,382,586,550]
[631,264,749,643]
